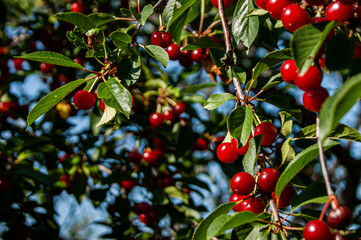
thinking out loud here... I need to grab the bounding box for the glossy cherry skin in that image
[267,0,294,20]
[303,87,329,112]
[127,150,142,164]
[13,58,24,70]
[120,179,138,191]
[174,102,186,115]
[231,137,250,155]
[211,0,233,8]
[39,62,54,74]
[229,194,248,212]
[149,112,164,127]
[163,109,177,122]
[179,50,193,67]
[151,32,163,46]
[0,176,12,193]
[99,99,105,112]
[161,32,173,48]
[353,44,361,59]
[281,59,298,84]
[257,168,280,193]
[217,142,239,163]
[295,66,323,91]
[303,220,333,240]
[191,49,205,63]
[254,122,278,146]
[272,184,297,208]
[255,0,267,9]
[281,4,310,32]
[239,197,265,214]
[230,172,255,195]
[305,0,326,6]
[71,1,85,13]
[73,90,96,110]
[327,206,353,229]
[142,148,159,165]
[132,202,151,215]
[325,1,354,23]
[192,138,208,151]
[166,43,181,60]
[338,0,357,4]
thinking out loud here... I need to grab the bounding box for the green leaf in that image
[246,8,268,17]
[241,106,253,146]
[261,73,283,91]
[204,93,234,110]
[139,4,154,25]
[192,202,236,240]
[27,78,88,129]
[232,0,259,49]
[227,106,254,146]
[143,45,169,68]
[164,186,189,204]
[168,0,197,30]
[13,169,50,185]
[207,212,257,239]
[252,49,292,80]
[96,105,116,127]
[291,21,336,75]
[319,72,361,141]
[183,94,206,104]
[281,138,295,166]
[292,182,328,210]
[54,12,96,32]
[162,0,177,27]
[182,37,224,51]
[109,31,132,49]
[233,66,247,84]
[275,139,339,199]
[294,125,316,139]
[259,95,302,122]
[129,6,141,23]
[125,55,141,87]
[87,13,117,27]
[181,82,220,95]
[279,111,292,138]
[97,78,132,119]
[325,34,355,71]
[243,136,262,174]
[16,51,83,69]
[295,124,361,142]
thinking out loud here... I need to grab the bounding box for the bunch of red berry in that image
[148,102,186,128]
[131,202,159,226]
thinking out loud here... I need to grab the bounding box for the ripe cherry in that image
[327,206,353,229]
[281,4,310,32]
[257,168,280,193]
[254,122,278,146]
[151,32,173,48]
[325,1,354,23]
[303,87,329,112]
[163,109,176,122]
[255,0,267,9]
[192,138,209,151]
[303,220,333,240]
[178,50,193,67]
[71,1,85,13]
[132,202,151,215]
[229,194,248,212]
[127,150,142,164]
[217,142,239,163]
[13,58,24,70]
[295,66,323,91]
[73,90,96,110]
[338,0,357,4]
[166,43,181,60]
[149,112,164,127]
[305,0,326,6]
[318,53,326,70]
[267,0,295,20]
[211,0,233,8]
[239,197,265,214]
[142,148,159,165]
[191,49,205,63]
[39,62,54,74]
[151,32,163,46]
[0,175,12,193]
[99,99,105,112]
[120,179,138,191]
[272,184,297,208]
[174,102,186,115]
[231,137,250,155]
[353,43,361,59]
[230,172,255,195]
[281,59,298,84]
[139,210,158,225]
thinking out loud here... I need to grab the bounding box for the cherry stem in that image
[115,17,137,21]
[269,198,281,223]
[203,20,221,35]
[154,0,165,9]
[319,194,338,221]
[199,0,205,34]
[217,0,233,65]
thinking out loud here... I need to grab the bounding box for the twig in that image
[199,0,205,34]
[203,20,222,35]
[269,198,280,223]
[115,17,137,21]
[217,0,233,65]
[154,0,165,9]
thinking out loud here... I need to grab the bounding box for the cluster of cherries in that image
[148,102,186,128]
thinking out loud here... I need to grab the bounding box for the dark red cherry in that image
[327,206,353,229]
[325,1,354,23]
[230,172,255,196]
[254,122,278,146]
[0,176,12,193]
[211,0,233,8]
[231,137,250,155]
[338,0,357,4]
[139,210,158,225]
[229,194,248,212]
[303,220,333,240]
[179,50,193,67]
[272,184,297,208]
[71,1,85,13]
[127,150,142,164]
[73,90,96,110]
[174,102,186,115]
[163,109,176,122]
[318,53,326,70]
[281,4,310,32]
[280,59,298,84]
[257,168,280,193]
[166,43,181,60]
[305,0,326,6]
[295,66,323,91]
[151,31,163,46]
[142,148,159,165]
[13,58,24,70]
[217,142,239,163]
[267,0,295,20]
[39,62,54,74]
[132,202,151,214]
[120,179,138,191]
[161,32,173,48]
[192,138,209,151]
[303,87,329,112]
[191,49,205,63]
[149,112,164,127]
[239,197,266,214]
[255,0,267,9]
[353,43,361,59]
[99,99,105,112]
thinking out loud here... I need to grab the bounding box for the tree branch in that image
[217,0,233,65]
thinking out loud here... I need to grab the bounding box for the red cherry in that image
[353,43,361,59]
[39,62,54,74]
[163,109,176,122]
[60,173,72,188]
[166,43,181,60]
[339,0,357,4]
[59,153,70,164]
[127,150,142,164]
[71,1,85,13]
[303,87,329,112]
[120,179,138,191]
[229,194,248,212]
[211,0,233,8]
[132,202,151,214]
[178,50,193,67]
[327,206,353,229]
[192,138,209,151]
[254,122,278,146]
[280,59,298,84]
[303,220,333,240]
[272,184,297,208]
[73,90,96,110]
[191,49,205,63]
[230,137,250,155]
[149,112,164,127]
[230,172,255,195]
[0,176,12,193]
[217,142,239,163]
[99,99,105,112]
[13,58,24,70]
[305,0,326,6]
[257,168,280,193]
[281,4,310,32]
[255,0,267,9]
[139,210,158,225]
[151,32,163,46]
[318,53,326,70]
[142,148,159,165]
[267,0,295,20]
[295,66,323,91]
[74,57,84,66]
[239,197,265,214]
[161,32,173,48]
[325,1,354,23]
[174,102,186,115]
